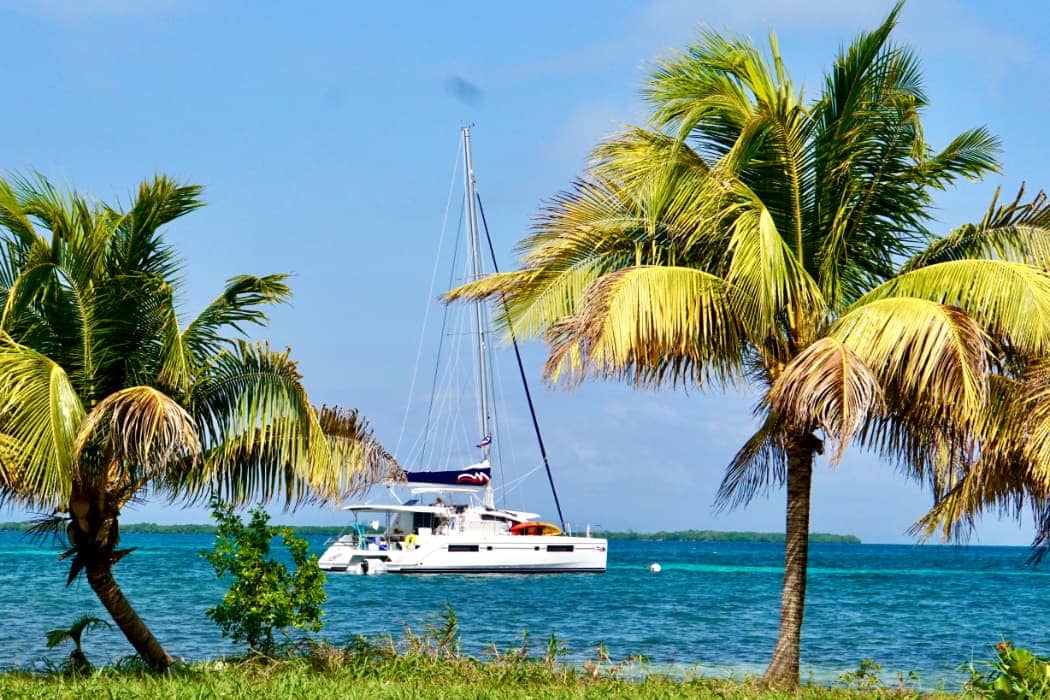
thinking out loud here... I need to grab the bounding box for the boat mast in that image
[463,126,492,465]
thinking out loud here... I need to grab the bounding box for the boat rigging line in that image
[474,189,567,532]
[394,138,463,462]
[418,198,465,466]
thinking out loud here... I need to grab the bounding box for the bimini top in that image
[395,466,491,487]
[341,503,448,514]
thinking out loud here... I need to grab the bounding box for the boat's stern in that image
[319,538,390,575]
[318,538,356,572]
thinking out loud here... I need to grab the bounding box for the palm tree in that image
[0,174,394,671]
[45,614,111,673]
[448,4,1050,686]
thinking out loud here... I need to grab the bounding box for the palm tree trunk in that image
[762,432,818,687]
[86,562,174,671]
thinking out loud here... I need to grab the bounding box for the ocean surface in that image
[0,531,1046,688]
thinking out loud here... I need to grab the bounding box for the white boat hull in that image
[320,533,606,574]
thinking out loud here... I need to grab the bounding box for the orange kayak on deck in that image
[510,522,562,536]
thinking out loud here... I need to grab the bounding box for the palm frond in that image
[46,614,111,650]
[589,128,731,265]
[107,176,203,281]
[857,260,1050,357]
[721,191,825,337]
[831,297,988,427]
[72,386,201,500]
[911,374,1033,544]
[807,3,998,309]
[917,127,1002,188]
[182,274,291,358]
[0,334,84,508]
[69,614,112,640]
[182,341,384,507]
[902,185,1050,271]
[543,266,747,388]
[447,141,734,341]
[642,27,816,284]
[0,178,41,250]
[918,364,1050,540]
[715,411,787,510]
[317,405,398,495]
[45,628,72,650]
[24,511,67,545]
[446,265,604,341]
[769,337,884,464]
[12,172,79,246]
[645,28,764,152]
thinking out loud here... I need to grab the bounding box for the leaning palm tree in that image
[0,174,394,671]
[448,4,1050,686]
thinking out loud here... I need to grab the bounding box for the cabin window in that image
[413,512,437,532]
[547,545,574,553]
[448,544,479,553]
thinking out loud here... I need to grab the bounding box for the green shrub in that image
[201,501,326,655]
[968,641,1050,699]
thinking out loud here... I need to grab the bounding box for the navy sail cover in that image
[401,467,491,486]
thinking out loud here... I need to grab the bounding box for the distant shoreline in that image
[0,521,859,543]
[594,530,860,543]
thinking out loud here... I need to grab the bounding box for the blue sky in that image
[1,0,1047,544]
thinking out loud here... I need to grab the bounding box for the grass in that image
[0,608,961,700]
[0,667,961,696]
[0,655,960,700]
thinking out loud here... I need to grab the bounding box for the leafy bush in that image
[968,641,1050,699]
[838,659,885,691]
[201,501,326,654]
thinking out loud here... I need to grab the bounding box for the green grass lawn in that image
[0,653,960,700]
[0,667,957,700]
[4,606,973,699]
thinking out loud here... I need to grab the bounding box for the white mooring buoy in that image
[649,562,661,573]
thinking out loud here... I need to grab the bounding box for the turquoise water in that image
[1,531,1045,687]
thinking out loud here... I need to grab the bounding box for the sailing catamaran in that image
[319,128,607,575]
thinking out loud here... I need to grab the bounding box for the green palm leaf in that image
[184,341,393,507]
[544,266,746,388]
[857,260,1050,356]
[0,334,84,507]
[902,185,1050,271]
[715,411,787,509]
[831,297,988,425]
[182,274,292,358]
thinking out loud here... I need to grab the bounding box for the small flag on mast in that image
[476,434,492,448]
